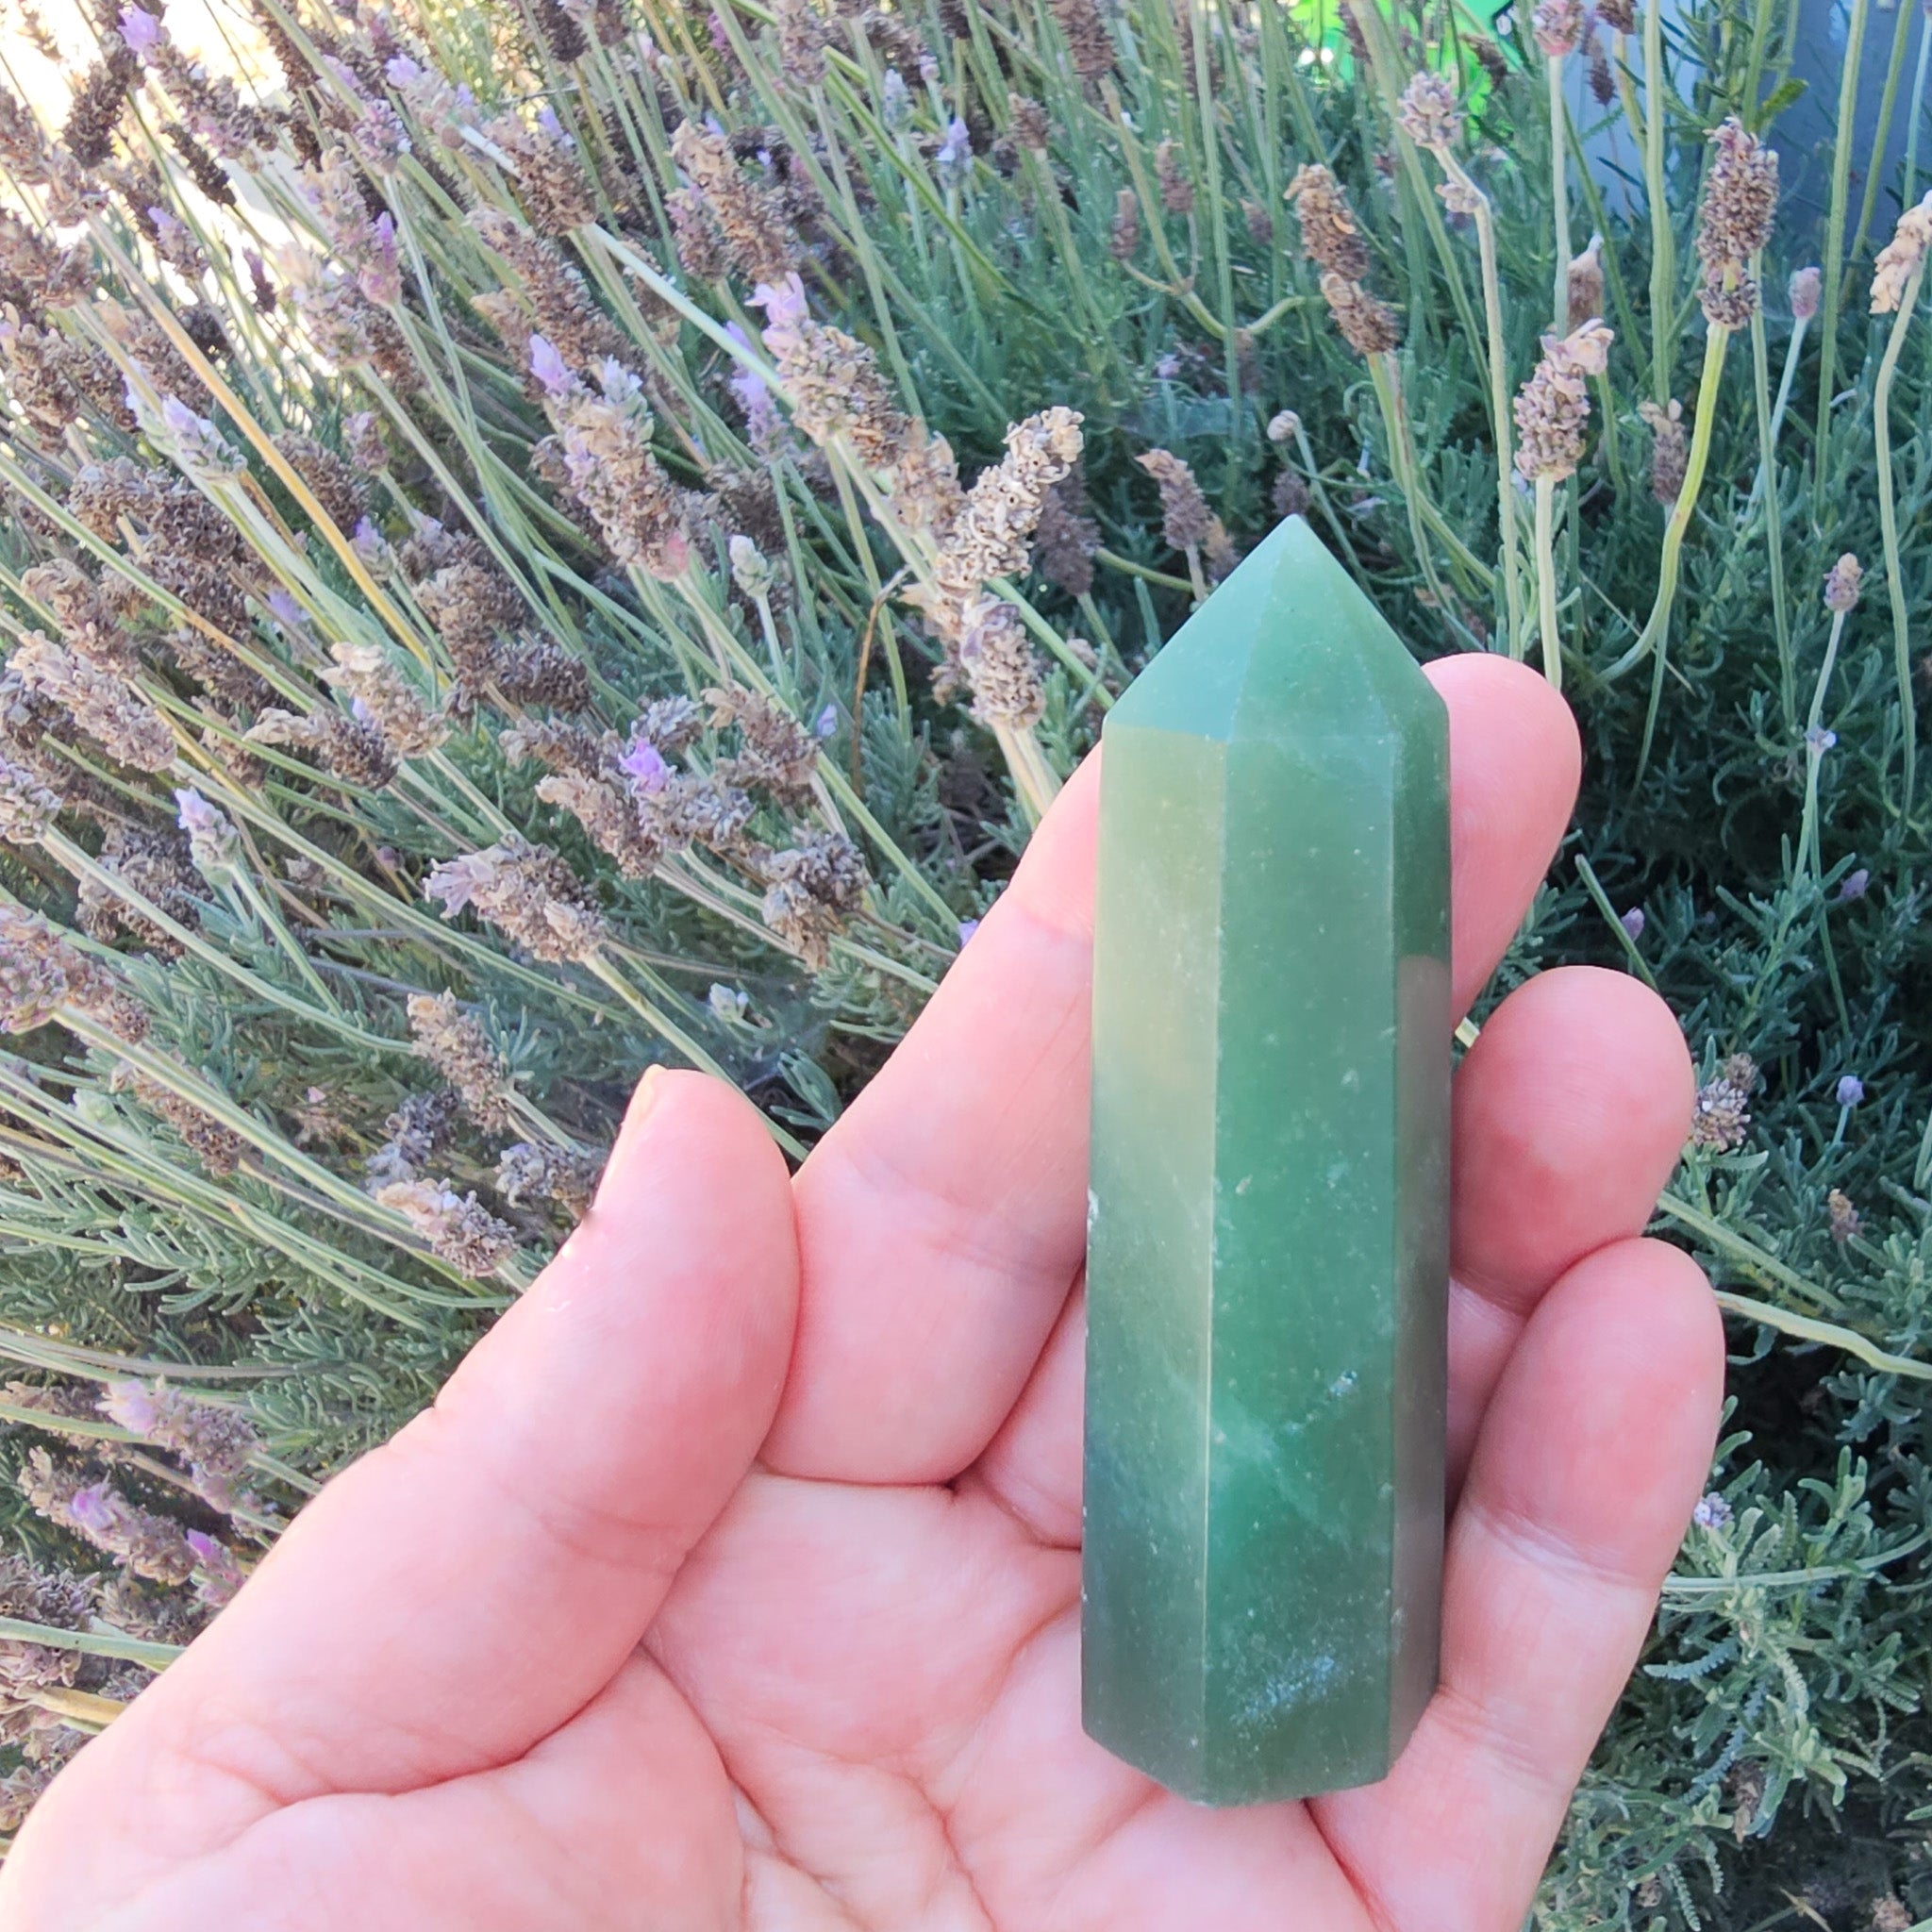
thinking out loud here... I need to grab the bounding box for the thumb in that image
[15,1072,797,1890]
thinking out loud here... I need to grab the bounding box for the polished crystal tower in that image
[1082,515,1451,1806]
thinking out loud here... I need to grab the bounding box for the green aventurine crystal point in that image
[1082,514,1451,1806]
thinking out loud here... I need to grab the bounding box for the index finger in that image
[767,655,1582,1486]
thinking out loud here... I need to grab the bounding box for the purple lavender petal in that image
[173,788,220,835]
[266,590,307,631]
[67,1484,117,1536]
[528,333,574,396]
[118,4,162,53]
[101,1378,160,1436]
[619,736,670,794]
[748,273,808,331]
[358,211,402,307]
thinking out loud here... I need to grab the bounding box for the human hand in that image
[1,657,1724,1931]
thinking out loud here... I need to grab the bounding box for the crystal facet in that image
[1081,515,1452,1806]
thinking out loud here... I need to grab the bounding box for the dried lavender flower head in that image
[175,788,237,871]
[376,1178,518,1277]
[1395,71,1463,150]
[1532,0,1584,56]
[1319,272,1400,358]
[1154,139,1193,216]
[1694,118,1777,325]
[1286,164,1371,281]
[728,533,774,600]
[1789,264,1822,320]
[1689,1053,1755,1151]
[1513,320,1614,482]
[1824,552,1863,612]
[1872,191,1932,312]
[1136,448,1214,552]
[1566,233,1606,332]
[1639,398,1687,506]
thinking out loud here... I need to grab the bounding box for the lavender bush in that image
[0,0,1926,1918]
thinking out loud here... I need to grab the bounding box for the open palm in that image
[2,658,1724,1931]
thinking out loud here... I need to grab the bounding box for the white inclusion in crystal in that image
[1086,1187,1100,1234]
[1327,1369,1358,1399]
[1242,1654,1341,1721]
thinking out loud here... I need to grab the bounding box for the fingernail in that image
[589,1066,669,1214]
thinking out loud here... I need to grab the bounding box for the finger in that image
[1446,965,1692,1489]
[774,657,1581,1484]
[971,963,1693,1544]
[1430,655,1584,1017]
[73,1073,797,1864]
[1309,1239,1724,1932]
[967,1280,1087,1543]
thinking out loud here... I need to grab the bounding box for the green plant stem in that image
[1742,0,1778,119]
[1369,355,1450,610]
[1907,0,1932,208]
[1713,1289,1932,1380]
[0,1616,181,1670]
[1847,0,1917,299]
[1748,286,1795,736]
[1289,422,1364,578]
[1533,475,1564,690]
[1338,0,1489,375]
[1874,261,1924,811]
[1549,55,1572,335]
[1436,148,1525,652]
[1607,322,1733,695]
[993,721,1061,825]
[1576,853,1658,985]
[1591,370,1627,500]
[1654,1193,1840,1310]
[1614,31,1645,152]
[1802,607,1849,878]
[1818,0,1870,493]
[1643,0,1676,400]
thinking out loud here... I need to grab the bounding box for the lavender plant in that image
[0,0,1927,1918]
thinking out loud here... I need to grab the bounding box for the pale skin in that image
[2,658,1725,1931]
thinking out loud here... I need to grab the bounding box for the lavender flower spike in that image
[185,1530,244,1607]
[175,788,237,869]
[358,213,402,308]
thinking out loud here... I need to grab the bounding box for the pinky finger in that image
[1308,1238,1724,1931]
